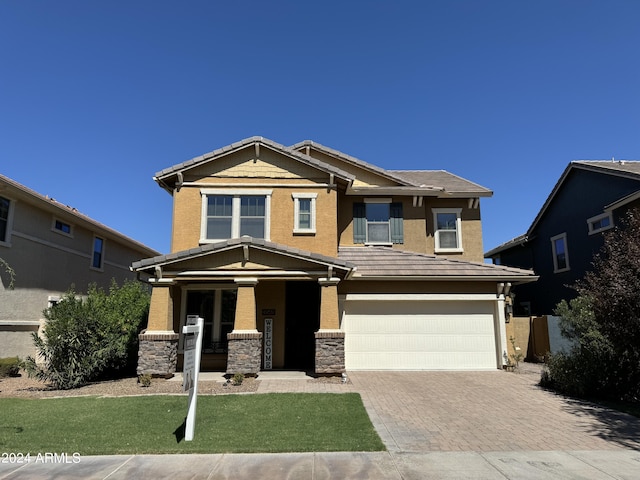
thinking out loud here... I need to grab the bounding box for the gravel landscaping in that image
[0,371,260,398]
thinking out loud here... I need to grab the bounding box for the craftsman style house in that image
[132,137,536,376]
[0,174,159,359]
[486,160,640,316]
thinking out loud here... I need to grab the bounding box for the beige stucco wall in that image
[337,194,485,261]
[167,145,486,262]
[170,151,339,256]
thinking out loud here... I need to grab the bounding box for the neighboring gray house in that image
[485,160,640,316]
[0,174,159,359]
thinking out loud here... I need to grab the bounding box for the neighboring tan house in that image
[0,174,159,359]
[485,160,640,316]
[132,136,537,376]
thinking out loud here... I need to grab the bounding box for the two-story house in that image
[485,160,640,316]
[132,137,536,376]
[0,174,159,359]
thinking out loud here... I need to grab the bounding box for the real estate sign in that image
[183,315,203,441]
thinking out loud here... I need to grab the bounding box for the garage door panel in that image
[349,333,495,352]
[343,300,498,371]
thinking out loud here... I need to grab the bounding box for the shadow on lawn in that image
[173,418,186,443]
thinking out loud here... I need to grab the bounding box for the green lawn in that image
[0,393,385,455]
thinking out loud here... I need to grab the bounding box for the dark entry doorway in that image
[285,281,320,370]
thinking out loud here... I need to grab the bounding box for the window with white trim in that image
[0,195,11,244]
[201,189,272,242]
[365,199,392,244]
[292,193,316,234]
[587,212,613,235]
[551,233,570,272]
[91,236,104,270]
[433,208,463,252]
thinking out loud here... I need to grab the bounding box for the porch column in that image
[227,278,262,376]
[232,278,259,331]
[138,280,179,377]
[315,277,345,375]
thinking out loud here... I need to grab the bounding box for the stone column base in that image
[137,332,179,377]
[226,331,263,376]
[315,330,345,375]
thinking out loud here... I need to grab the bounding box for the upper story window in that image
[91,236,104,270]
[353,199,403,245]
[433,208,463,253]
[551,232,570,273]
[292,193,317,234]
[53,219,73,236]
[587,212,613,235]
[201,189,272,242]
[0,195,10,244]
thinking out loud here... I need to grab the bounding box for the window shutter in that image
[353,203,366,243]
[390,202,404,244]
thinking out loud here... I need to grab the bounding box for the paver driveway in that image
[347,367,640,453]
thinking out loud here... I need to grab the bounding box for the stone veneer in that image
[315,330,345,374]
[137,332,179,377]
[226,331,263,376]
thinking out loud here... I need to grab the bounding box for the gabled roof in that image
[292,140,492,197]
[485,160,640,257]
[131,236,355,274]
[339,246,536,283]
[291,140,418,187]
[0,173,159,257]
[154,136,355,193]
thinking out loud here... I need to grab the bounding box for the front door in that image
[285,281,320,370]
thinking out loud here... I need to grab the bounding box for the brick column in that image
[315,277,345,374]
[227,278,262,375]
[138,280,179,377]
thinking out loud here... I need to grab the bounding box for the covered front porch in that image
[131,237,354,377]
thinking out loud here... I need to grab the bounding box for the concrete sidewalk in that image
[2,450,640,479]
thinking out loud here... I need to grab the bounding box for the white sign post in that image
[183,315,203,441]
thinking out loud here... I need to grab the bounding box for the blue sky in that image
[2,1,639,256]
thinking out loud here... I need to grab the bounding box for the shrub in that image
[0,357,21,377]
[138,373,152,387]
[23,279,150,390]
[542,209,640,402]
[233,373,244,386]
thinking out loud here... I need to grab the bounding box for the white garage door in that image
[342,299,499,370]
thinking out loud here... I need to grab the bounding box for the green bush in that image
[0,357,21,377]
[232,373,244,385]
[23,279,150,390]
